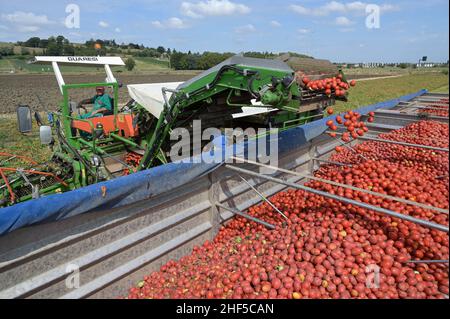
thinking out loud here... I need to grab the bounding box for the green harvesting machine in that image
[1,54,348,206]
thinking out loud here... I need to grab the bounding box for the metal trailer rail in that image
[0,92,448,299]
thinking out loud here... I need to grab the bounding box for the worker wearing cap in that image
[77,86,112,119]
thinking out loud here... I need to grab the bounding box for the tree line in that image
[2,36,313,71]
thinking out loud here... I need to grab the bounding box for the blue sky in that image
[0,0,448,62]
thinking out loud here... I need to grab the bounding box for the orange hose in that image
[0,167,68,187]
[0,168,15,203]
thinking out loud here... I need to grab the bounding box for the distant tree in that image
[64,44,75,56]
[0,46,14,57]
[56,35,65,45]
[39,39,49,48]
[47,42,62,55]
[197,52,231,70]
[48,36,56,45]
[157,46,165,54]
[170,52,185,70]
[125,57,136,71]
[24,37,41,48]
[85,39,96,47]
[398,63,409,69]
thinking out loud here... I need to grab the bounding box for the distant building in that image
[416,63,436,68]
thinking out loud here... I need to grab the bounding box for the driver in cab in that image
[77,86,112,119]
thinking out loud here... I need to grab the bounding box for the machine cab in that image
[29,56,138,139]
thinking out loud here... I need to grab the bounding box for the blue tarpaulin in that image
[0,89,427,236]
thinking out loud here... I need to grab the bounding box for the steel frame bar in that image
[237,174,288,220]
[215,202,276,229]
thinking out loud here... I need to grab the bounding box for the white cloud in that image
[290,1,399,17]
[1,11,53,32]
[335,16,354,26]
[0,25,9,30]
[1,11,52,25]
[152,17,189,29]
[345,1,366,12]
[19,25,40,32]
[151,21,164,28]
[115,27,121,33]
[181,0,250,18]
[69,31,81,37]
[99,21,109,28]
[234,24,256,33]
[298,28,310,34]
[270,20,281,27]
[380,4,399,12]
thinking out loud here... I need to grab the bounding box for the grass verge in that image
[334,73,449,113]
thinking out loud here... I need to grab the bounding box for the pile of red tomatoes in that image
[298,73,356,97]
[421,99,449,117]
[125,121,448,300]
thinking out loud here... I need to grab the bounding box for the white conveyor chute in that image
[127,83,277,119]
[127,82,183,119]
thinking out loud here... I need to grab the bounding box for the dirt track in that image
[0,74,194,114]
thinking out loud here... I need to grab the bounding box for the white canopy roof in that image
[29,56,125,66]
[127,82,183,119]
[127,82,276,119]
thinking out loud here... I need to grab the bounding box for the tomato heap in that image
[125,120,448,300]
[122,152,143,176]
[332,121,449,177]
[298,73,356,97]
[421,99,449,117]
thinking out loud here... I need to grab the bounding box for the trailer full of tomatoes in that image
[125,120,448,300]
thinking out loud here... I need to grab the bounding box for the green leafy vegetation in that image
[125,57,136,71]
